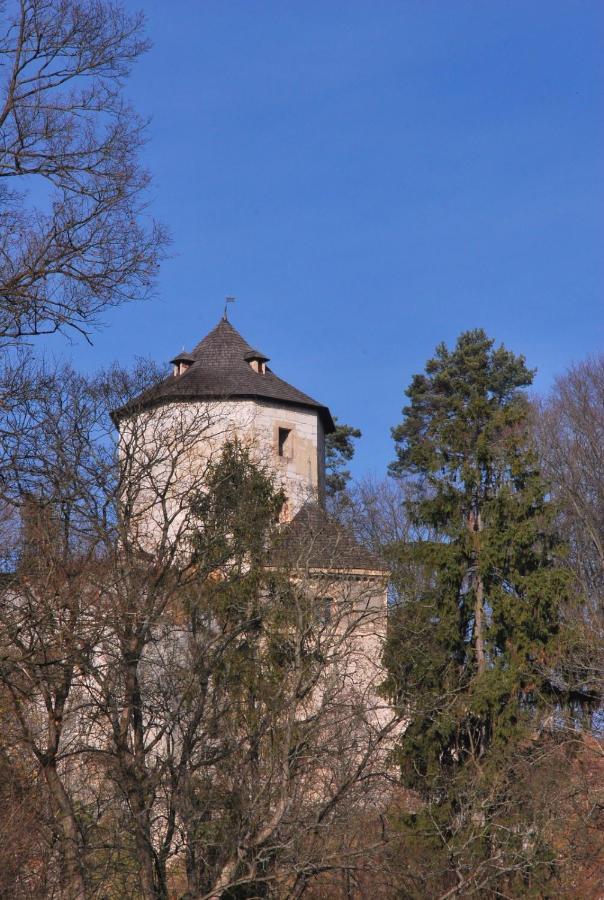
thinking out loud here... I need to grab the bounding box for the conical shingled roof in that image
[113,318,335,431]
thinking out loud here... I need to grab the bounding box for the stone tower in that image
[115,317,335,525]
[113,314,391,732]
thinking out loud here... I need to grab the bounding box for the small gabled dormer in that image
[244,349,269,375]
[170,351,195,377]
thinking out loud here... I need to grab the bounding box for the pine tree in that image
[325,418,361,498]
[385,330,568,892]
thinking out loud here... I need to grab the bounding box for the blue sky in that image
[42,1,604,478]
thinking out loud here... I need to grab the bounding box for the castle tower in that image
[113,314,391,734]
[114,317,336,529]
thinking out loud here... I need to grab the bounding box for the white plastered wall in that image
[118,397,325,549]
[301,572,390,725]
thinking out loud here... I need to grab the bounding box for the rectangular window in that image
[320,597,333,624]
[278,427,292,458]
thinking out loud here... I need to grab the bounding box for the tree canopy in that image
[325,417,361,498]
[384,329,570,892]
[0,0,168,342]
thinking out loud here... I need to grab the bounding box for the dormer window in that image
[169,352,195,377]
[244,349,269,375]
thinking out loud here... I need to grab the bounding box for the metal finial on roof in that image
[223,296,236,320]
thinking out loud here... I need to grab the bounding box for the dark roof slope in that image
[270,503,389,574]
[114,318,335,432]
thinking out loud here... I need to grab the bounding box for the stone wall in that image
[118,397,325,549]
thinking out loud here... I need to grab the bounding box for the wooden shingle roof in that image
[271,504,389,575]
[114,318,335,431]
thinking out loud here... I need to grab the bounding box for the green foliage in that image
[190,440,286,572]
[388,739,561,899]
[181,443,329,894]
[325,417,361,497]
[385,330,569,892]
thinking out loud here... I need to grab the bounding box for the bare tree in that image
[536,355,604,718]
[0,0,167,342]
[0,361,402,899]
[91,441,401,898]
[0,358,163,899]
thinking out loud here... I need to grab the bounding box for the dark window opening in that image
[278,427,292,458]
[320,597,333,624]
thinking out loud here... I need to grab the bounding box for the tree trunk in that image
[129,785,162,900]
[43,762,87,900]
[470,509,486,675]
[474,572,486,675]
[127,650,167,900]
[208,858,239,899]
[135,824,158,900]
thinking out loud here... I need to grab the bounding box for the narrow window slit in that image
[278,427,292,458]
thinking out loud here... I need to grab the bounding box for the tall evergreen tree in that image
[325,418,361,498]
[385,330,568,891]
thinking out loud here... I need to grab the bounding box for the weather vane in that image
[224,296,236,320]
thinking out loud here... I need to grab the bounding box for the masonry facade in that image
[114,316,389,708]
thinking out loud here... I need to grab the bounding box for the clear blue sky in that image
[43,0,604,478]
